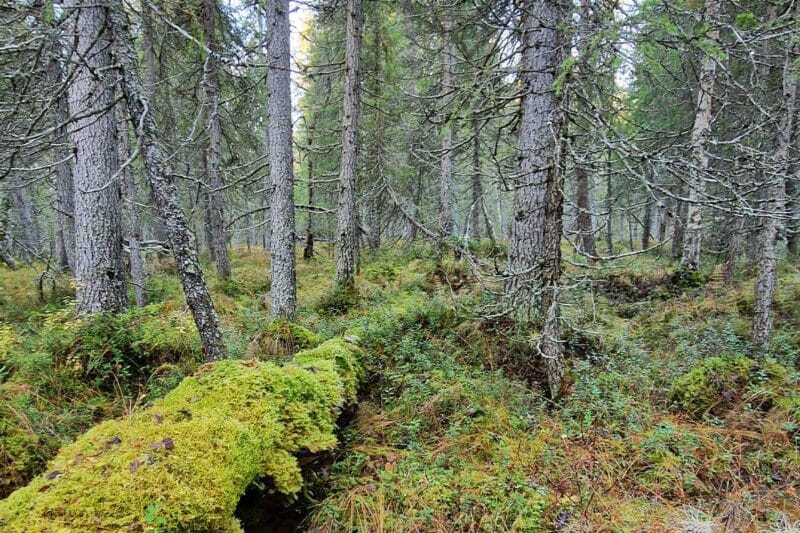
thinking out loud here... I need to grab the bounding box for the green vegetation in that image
[1,248,799,530]
[0,338,362,532]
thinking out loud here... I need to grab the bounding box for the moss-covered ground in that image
[1,244,798,530]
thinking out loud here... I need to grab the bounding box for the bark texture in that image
[437,14,456,243]
[266,0,297,319]
[108,0,226,361]
[201,0,231,279]
[334,0,363,288]
[751,32,797,353]
[506,0,568,318]
[65,0,127,313]
[680,0,720,271]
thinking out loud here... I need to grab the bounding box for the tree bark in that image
[506,0,568,319]
[751,28,797,353]
[266,0,297,319]
[605,147,614,253]
[201,0,231,279]
[680,0,720,271]
[506,0,571,398]
[468,115,484,240]
[116,101,147,307]
[65,0,127,313]
[575,165,596,256]
[671,180,688,259]
[437,14,456,244]
[108,0,226,361]
[334,0,363,289]
[641,193,653,250]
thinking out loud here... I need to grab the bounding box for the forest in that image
[0,0,799,531]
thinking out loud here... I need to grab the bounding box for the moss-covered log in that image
[0,338,363,532]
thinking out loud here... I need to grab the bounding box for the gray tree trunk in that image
[334,0,363,289]
[44,18,76,273]
[437,14,456,243]
[605,147,614,253]
[575,165,596,256]
[11,176,41,261]
[65,0,127,313]
[641,193,653,250]
[468,115,484,240]
[506,0,571,398]
[108,0,226,361]
[0,193,16,269]
[681,0,720,271]
[201,0,231,279]
[116,101,147,307]
[751,32,797,353]
[266,0,297,319]
[506,0,568,319]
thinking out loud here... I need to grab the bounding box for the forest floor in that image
[1,244,799,531]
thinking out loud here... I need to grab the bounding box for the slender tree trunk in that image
[641,194,653,250]
[266,0,297,319]
[116,101,147,307]
[605,147,614,253]
[751,31,797,353]
[681,0,720,271]
[469,115,484,240]
[11,176,41,261]
[575,165,596,256]
[0,193,16,269]
[335,0,363,289]
[44,16,76,273]
[437,14,456,244]
[303,118,316,261]
[65,0,127,313]
[788,176,799,256]
[721,215,743,285]
[109,0,226,361]
[672,180,687,259]
[201,0,231,279]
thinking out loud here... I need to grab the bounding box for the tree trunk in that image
[11,176,41,262]
[266,0,297,320]
[605,147,614,253]
[201,0,231,279]
[65,0,127,313]
[681,0,720,271]
[506,0,568,319]
[116,101,147,307]
[44,15,76,273]
[721,215,743,285]
[751,30,797,353]
[672,180,688,259]
[506,0,571,398]
[334,0,363,289]
[437,14,456,244]
[109,0,226,361]
[575,165,596,256]
[468,115,483,240]
[788,176,799,256]
[0,193,16,269]
[641,194,653,250]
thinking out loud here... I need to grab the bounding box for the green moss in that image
[0,338,363,532]
[670,355,789,416]
[249,319,322,358]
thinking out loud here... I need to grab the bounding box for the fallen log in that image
[0,337,363,532]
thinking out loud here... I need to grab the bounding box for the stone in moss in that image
[0,338,363,532]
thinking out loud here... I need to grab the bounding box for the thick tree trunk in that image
[65,0,127,313]
[506,0,568,318]
[681,0,720,271]
[506,0,571,398]
[751,34,797,353]
[437,15,456,244]
[334,0,363,289]
[109,0,226,361]
[201,0,231,279]
[11,176,41,261]
[266,0,297,319]
[116,101,147,307]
